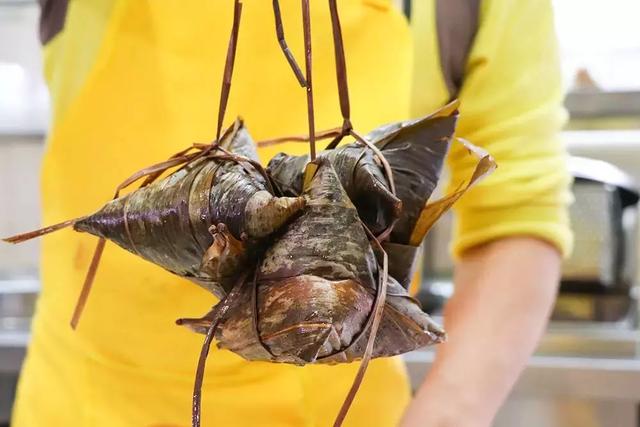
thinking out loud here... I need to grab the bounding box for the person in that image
[11,0,571,426]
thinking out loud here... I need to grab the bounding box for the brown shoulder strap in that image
[39,0,70,44]
[435,0,481,98]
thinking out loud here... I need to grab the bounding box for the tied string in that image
[328,0,353,142]
[256,127,399,243]
[245,221,389,427]
[349,130,397,242]
[190,273,248,427]
[327,223,389,427]
[272,0,352,160]
[272,0,307,87]
[216,0,243,142]
[301,0,316,161]
[256,126,343,148]
[250,267,278,360]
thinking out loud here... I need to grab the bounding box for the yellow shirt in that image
[411,0,572,257]
[12,1,571,426]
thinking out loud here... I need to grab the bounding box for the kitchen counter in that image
[403,319,640,426]
[1,309,640,426]
[404,317,640,398]
[2,312,640,390]
[1,282,639,425]
[405,350,640,401]
[0,279,36,375]
[0,331,26,375]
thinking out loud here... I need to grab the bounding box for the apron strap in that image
[435,0,482,99]
[402,0,412,20]
[39,0,69,44]
[404,0,481,99]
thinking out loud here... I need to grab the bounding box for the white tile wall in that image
[0,136,44,277]
[0,3,49,135]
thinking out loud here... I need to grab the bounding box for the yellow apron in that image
[12,1,415,426]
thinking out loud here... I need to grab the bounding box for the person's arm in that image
[403,0,573,425]
[401,237,560,426]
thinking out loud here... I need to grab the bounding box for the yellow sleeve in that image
[448,0,573,258]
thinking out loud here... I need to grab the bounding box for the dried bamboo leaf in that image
[409,138,497,245]
[266,102,459,240]
[218,159,378,363]
[7,122,305,298]
[320,278,445,363]
[182,160,444,364]
[268,144,402,235]
[365,99,459,145]
[200,224,247,284]
[371,102,458,244]
[219,118,260,161]
[381,241,422,290]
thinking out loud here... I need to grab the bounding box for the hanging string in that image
[301,0,316,160]
[216,0,243,141]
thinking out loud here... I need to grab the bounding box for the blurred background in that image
[0,0,639,425]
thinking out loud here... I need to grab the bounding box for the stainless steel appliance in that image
[563,156,638,290]
[420,156,640,323]
[554,157,639,322]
